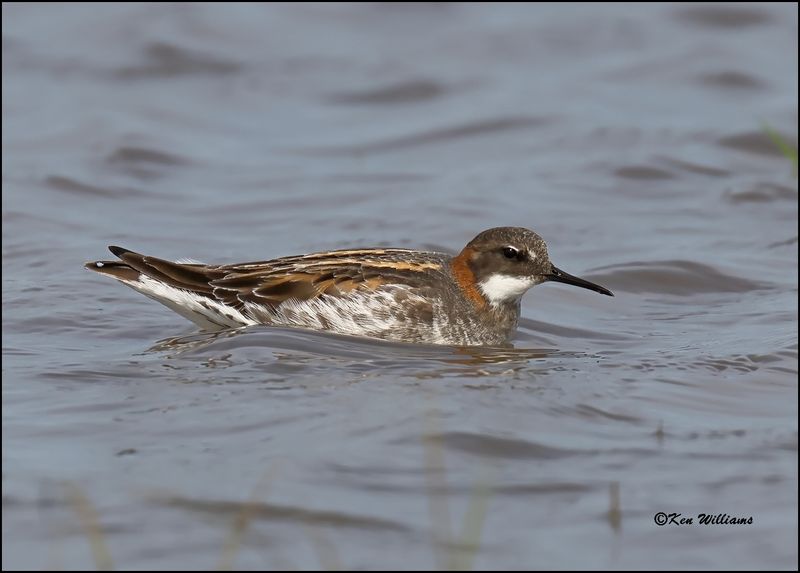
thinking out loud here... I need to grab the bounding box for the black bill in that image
[548,265,614,297]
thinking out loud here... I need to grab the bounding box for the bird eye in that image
[502,246,520,260]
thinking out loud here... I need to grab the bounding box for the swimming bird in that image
[85,227,613,346]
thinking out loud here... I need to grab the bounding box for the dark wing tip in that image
[108,245,132,258]
[84,259,140,280]
[85,260,113,271]
[85,259,117,270]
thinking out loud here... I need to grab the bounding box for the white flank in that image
[120,276,442,340]
[124,276,256,330]
[245,286,427,339]
[479,274,535,305]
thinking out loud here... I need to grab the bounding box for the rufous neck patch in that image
[450,248,486,309]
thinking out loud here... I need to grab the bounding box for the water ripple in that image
[326,78,449,105]
[113,42,242,79]
[292,116,549,155]
[151,494,411,532]
[590,260,771,295]
[45,175,150,199]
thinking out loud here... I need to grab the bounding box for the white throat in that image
[478,274,535,306]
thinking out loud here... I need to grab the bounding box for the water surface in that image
[2,3,798,570]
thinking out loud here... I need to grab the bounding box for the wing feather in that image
[92,246,447,314]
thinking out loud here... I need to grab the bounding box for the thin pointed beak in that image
[547,265,614,297]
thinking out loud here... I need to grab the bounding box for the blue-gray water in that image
[2,3,798,570]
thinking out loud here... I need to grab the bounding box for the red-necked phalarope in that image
[85,227,613,346]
